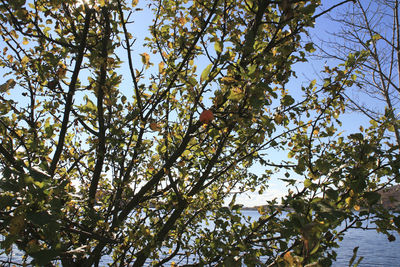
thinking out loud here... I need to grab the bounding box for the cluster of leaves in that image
[0,0,398,266]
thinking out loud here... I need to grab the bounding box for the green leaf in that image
[310,241,320,255]
[0,79,16,92]
[372,34,381,41]
[214,41,222,53]
[323,78,331,87]
[248,64,256,75]
[363,191,381,205]
[200,64,213,83]
[0,194,14,210]
[348,246,363,267]
[228,87,244,101]
[348,246,359,266]
[280,178,297,186]
[304,179,312,188]
[388,124,395,132]
[393,216,400,228]
[326,188,338,200]
[27,211,54,226]
[305,43,316,53]
[281,95,295,106]
[188,77,198,86]
[220,256,241,267]
[29,167,51,182]
[2,167,11,179]
[31,249,60,266]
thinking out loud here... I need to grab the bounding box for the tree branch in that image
[49,7,94,176]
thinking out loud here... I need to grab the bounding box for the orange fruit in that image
[199,109,214,124]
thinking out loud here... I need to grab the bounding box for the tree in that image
[320,0,400,152]
[317,0,400,243]
[0,0,398,266]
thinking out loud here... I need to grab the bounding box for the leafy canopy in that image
[0,0,399,266]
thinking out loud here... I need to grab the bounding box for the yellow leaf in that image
[7,54,14,62]
[274,113,284,124]
[257,206,265,215]
[283,251,294,265]
[10,30,18,39]
[22,38,29,45]
[228,87,244,101]
[132,0,138,7]
[158,61,165,74]
[349,189,355,197]
[221,76,237,84]
[140,53,150,65]
[21,55,29,66]
[178,17,186,25]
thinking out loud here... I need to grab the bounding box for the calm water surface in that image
[243,210,400,267]
[334,226,400,267]
[245,210,400,267]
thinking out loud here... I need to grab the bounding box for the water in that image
[242,210,400,266]
[238,210,400,266]
[334,226,400,266]
[1,210,399,266]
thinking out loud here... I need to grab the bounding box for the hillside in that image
[378,184,400,210]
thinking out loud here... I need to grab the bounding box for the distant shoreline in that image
[241,184,400,212]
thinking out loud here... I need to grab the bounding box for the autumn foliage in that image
[0,0,399,266]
